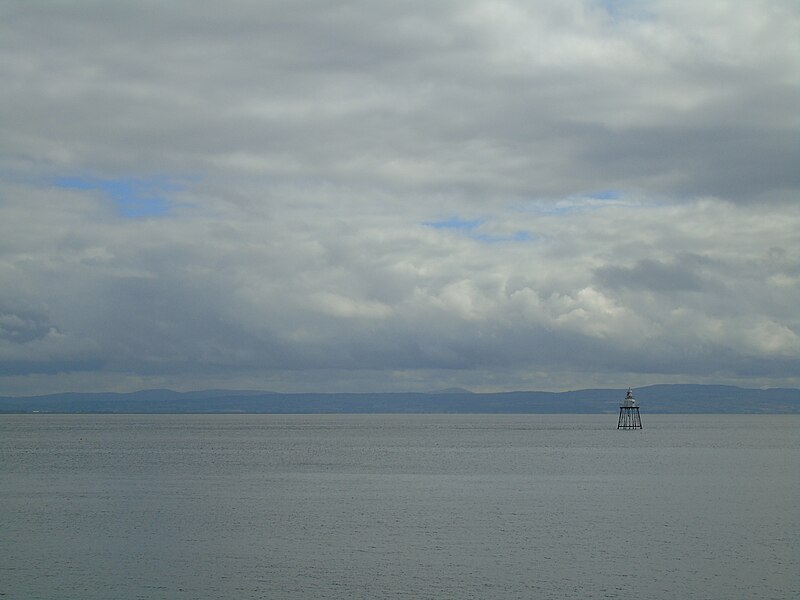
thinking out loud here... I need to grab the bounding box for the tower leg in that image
[618,407,642,429]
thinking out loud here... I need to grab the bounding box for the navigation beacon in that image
[617,388,642,429]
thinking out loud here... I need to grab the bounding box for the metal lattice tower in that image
[617,388,642,429]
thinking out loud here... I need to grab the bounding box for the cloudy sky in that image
[1,0,798,395]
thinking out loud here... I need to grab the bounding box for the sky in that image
[1,0,798,395]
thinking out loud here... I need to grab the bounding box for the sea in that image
[0,414,797,600]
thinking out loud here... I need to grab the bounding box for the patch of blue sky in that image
[518,189,625,217]
[54,175,179,218]
[424,217,534,244]
[424,217,484,231]
[518,201,582,217]
[512,230,534,242]
[598,0,654,21]
[472,230,535,244]
[588,189,621,200]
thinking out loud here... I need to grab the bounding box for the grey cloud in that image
[0,299,104,376]
[2,1,796,199]
[0,303,53,345]
[594,257,711,292]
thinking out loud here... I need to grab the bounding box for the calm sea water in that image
[0,414,797,599]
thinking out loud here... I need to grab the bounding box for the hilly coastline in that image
[1,384,797,414]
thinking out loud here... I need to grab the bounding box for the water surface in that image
[1,414,797,599]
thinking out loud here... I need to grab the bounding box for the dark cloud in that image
[594,257,710,292]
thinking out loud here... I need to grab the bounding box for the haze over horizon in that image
[1,1,798,395]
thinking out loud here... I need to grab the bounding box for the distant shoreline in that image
[1,384,798,414]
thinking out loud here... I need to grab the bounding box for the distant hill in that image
[0,385,797,414]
